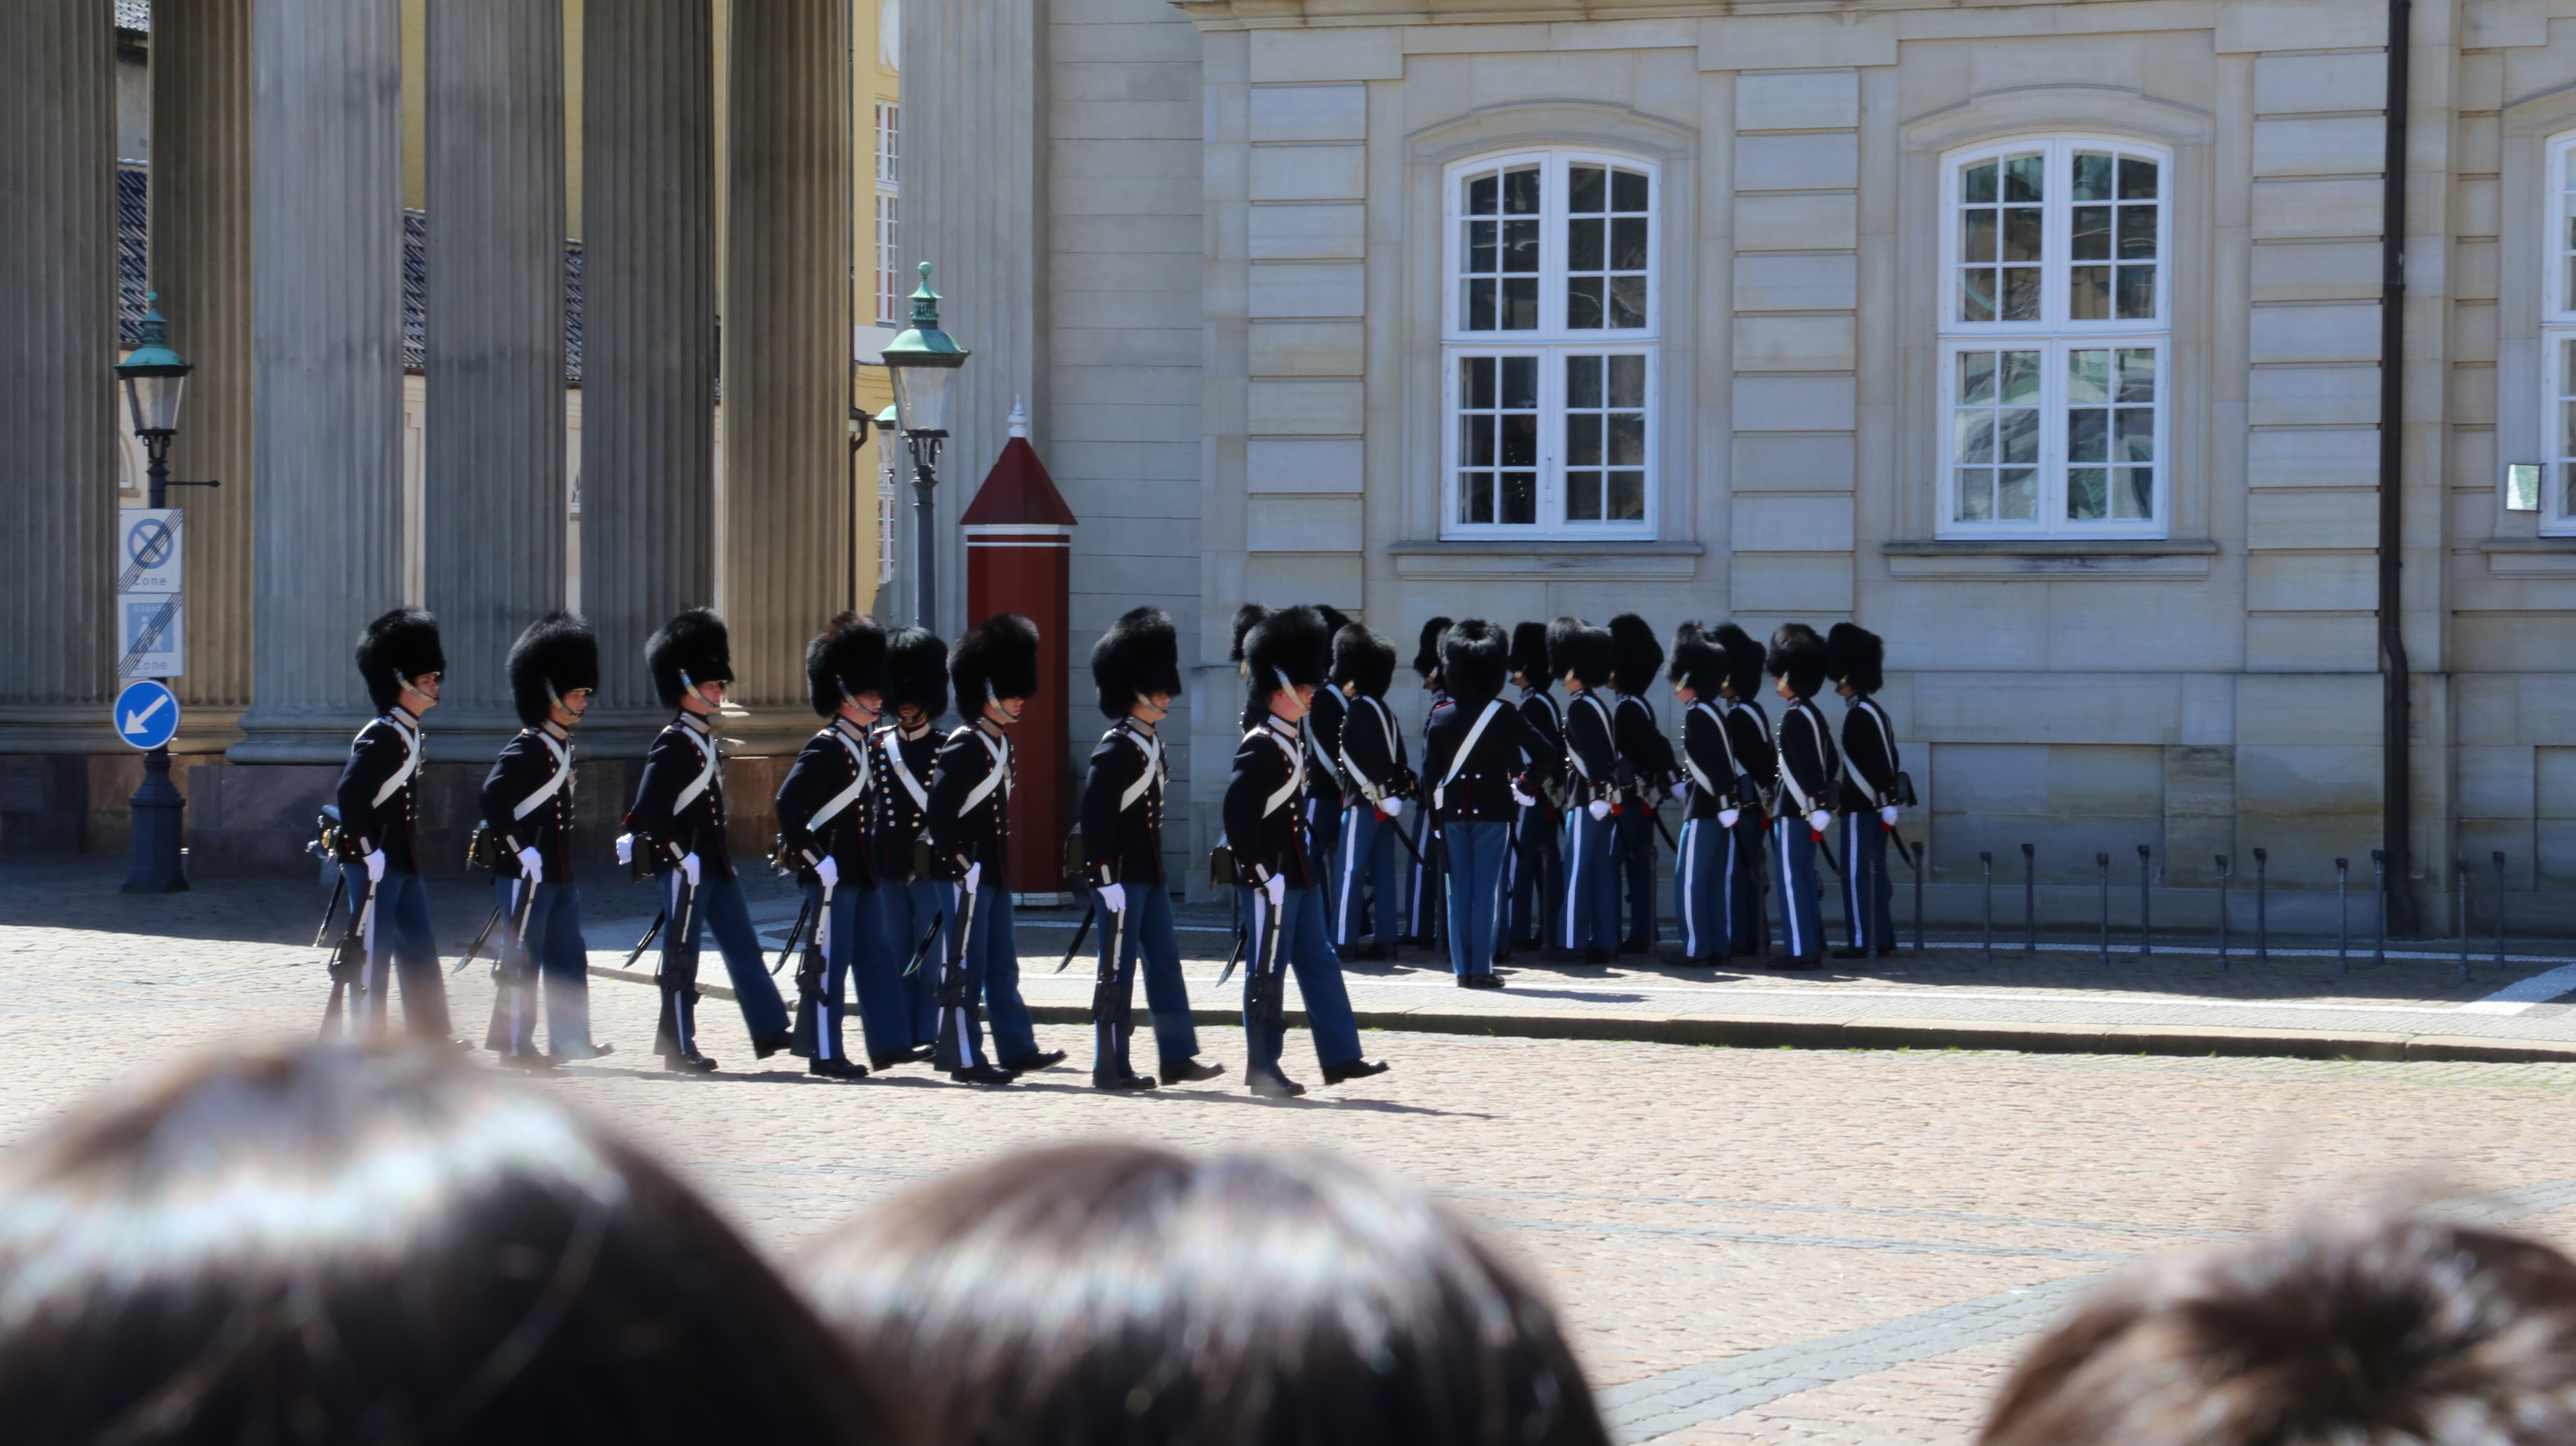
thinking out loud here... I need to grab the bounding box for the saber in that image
[311,873,347,950]
[1054,901,1098,973]
[1089,904,1129,1032]
[1645,803,1678,854]
[452,902,507,975]
[623,908,667,969]
[901,910,949,977]
[322,873,378,1038]
[771,894,816,977]
[1216,912,1247,987]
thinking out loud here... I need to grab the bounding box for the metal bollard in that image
[1980,851,1994,966]
[2253,848,2269,963]
[1908,837,1925,956]
[2370,850,2387,966]
[2023,843,2037,954]
[2097,852,2111,968]
[2456,858,2471,982]
[2138,845,2153,958]
[2334,857,2350,975]
[2494,851,2508,972]
[2215,854,2231,971]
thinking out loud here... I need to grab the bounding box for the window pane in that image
[1611,216,1648,270]
[1502,278,1538,330]
[1567,278,1604,330]
[2068,407,2106,463]
[2114,467,2153,520]
[1961,276,1996,323]
[1962,210,1998,264]
[2067,348,2108,404]
[1468,219,1497,273]
[2119,156,2158,200]
[1608,471,1647,521]
[1954,411,1996,464]
[1501,412,1537,466]
[1958,350,1997,404]
[2116,348,2156,403]
[1956,467,1993,521]
[1608,354,1646,407]
[1455,353,1539,530]
[1502,219,1539,272]
[2001,349,2041,403]
[1570,217,1604,271]
[1569,164,1604,213]
[1608,412,1645,466]
[1503,166,1540,214]
[2003,153,2044,201]
[2117,205,2157,259]
[2071,206,2111,260]
[1567,355,1601,409]
[1953,348,2041,525]
[1963,161,1997,204]
[1502,355,1538,409]
[1465,355,1493,409]
[2067,467,2107,520]
[1462,475,1492,524]
[1467,280,1495,330]
[1612,169,1649,212]
[1567,413,1602,466]
[1467,173,1497,215]
[1568,472,1602,521]
[1567,162,1650,333]
[2116,266,2156,320]
[2002,266,2042,321]
[1466,412,1495,467]
[2073,152,2113,202]
[1503,472,1537,525]
[1609,275,1647,329]
[2115,407,2155,462]
[1997,467,2038,519]
[2070,266,2109,321]
[2003,206,2044,262]
[1997,408,2040,464]
[2562,462,2576,516]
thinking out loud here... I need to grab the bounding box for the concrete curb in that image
[588,965,2576,1064]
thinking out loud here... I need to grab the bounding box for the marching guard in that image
[622,608,793,1072]
[1225,607,1389,1097]
[1550,617,1621,964]
[1304,605,1355,882]
[1827,623,1904,960]
[924,614,1064,1085]
[1666,623,1741,964]
[1079,607,1223,1091]
[874,627,951,1054]
[1329,624,1409,961]
[1503,621,1563,961]
[1420,620,1549,988]
[1608,615,1677,953]
[1715,623,1777,957]
[330,608,454,1040]
[1400,617,1452,951]
[1764,624,1838,970]
[478,611,608,1067]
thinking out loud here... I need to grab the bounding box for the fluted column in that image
[425,0,567,754]
[153,0,257,748]
[230,0,406,763]
[724,0,853,753]
[0,2,116,751]
[580,0,716,753]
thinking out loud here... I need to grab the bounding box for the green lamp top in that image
[881,263,969,368]
[117,291,190,375]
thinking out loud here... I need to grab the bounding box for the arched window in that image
[1937,137,2171,537]
[1441,150,1659,538]
[2539,133,2576,529]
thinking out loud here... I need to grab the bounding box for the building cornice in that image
[1174,0,2202,32]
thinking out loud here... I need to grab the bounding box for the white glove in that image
[1671,781,1690,802]
[516,846,544,884]
[679,852,702,887]
[1510,786,1537,808]
[1881,805,1900,828]
[615,833,635,866]
[1587,799,1612,821]
[1808,809,1832,835]
[814,856,838,890]
[1263,874,1286,908]
[363,849,387,884]
[1718,807,1741,828]
[1380,797,1405,821]
[963,861,982,895]
[1099,881,1126,913]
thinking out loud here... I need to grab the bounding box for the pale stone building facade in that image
[908,0,2576,929]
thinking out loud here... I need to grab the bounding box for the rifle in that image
[311,872,347,950]
[1054,902,1097,973]
[771,894,817,977]
[1088,903,1130,1037]
[624,908,667,969]
[321,873,378,1039]
[453,901,507,975]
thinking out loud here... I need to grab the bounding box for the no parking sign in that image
[116,507,185,679]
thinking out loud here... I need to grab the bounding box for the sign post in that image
[116,511,189,893]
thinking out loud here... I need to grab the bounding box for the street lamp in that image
[113,293,200,893]
[879,262,970,632]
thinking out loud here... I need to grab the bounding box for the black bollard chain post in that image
[2334,857,2350,975]
[2097,852,2110,968]
[2253,848,2269,963]
[2215,854,2231,972]
[2022,843,2037,954]
[2456,857,2471,983]
[1980,851,1994,966]
[2138,845,2153,959]
[2370,850,2387,966]
[2494,851,2508,972]
[1910,837,1925,956]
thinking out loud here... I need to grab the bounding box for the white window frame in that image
[1936,135,2173,539]
[874,104,901,327]
[2539,132,2576,532]
[1439,148,1660,541]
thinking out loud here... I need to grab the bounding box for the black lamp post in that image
[878,263,970,633]
[113,294,198,893]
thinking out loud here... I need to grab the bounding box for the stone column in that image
[0,3,116,751]
[424,0,566,754]
[153,0,257,748]
[580,0,716,752]
[724,0,853,753]
[230,0,406,763]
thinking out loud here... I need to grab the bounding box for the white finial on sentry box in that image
[1007,396,1027,439]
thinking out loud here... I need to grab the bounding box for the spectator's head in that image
[1982,1213,2576,1446]
[802,1141,1610,1446]
[0,1042,888,1446]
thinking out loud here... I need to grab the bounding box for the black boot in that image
[870,1044,935,1070]
[1831,946,1872,961]
[663,1051,718,1074]
[1585,947,1613,965]
[949,1063,1016,1085]
[1000,1049,1068,1075]
[1321,1058,1389,1085]
[1159,1057,1226,1085]
[1461,974,1504,990]
[1092,1070,1158,1092]
[1247,1068,1306,1098]
[752,1031,793,1060]
[809,1056,869,1079]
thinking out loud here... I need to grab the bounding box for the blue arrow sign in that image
[113,679,181,751]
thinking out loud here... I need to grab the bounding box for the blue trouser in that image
[1842,813,1894,952]
[1614,803,1659,945]
[1558,806,1619,951]
[485,878,597,1057]
[1090,882,1200,1076]
[1402,808,1441,942]
[937,883,1038,1068]
[337,864,451,1039]
[1333,803,1401,948]
[880,876,952,1047]
[794,882,910,1064]
[1772,814,1824,961]
[1443,819,1509,977]
[1306,795,1342,890]
[656,870,790,1060]
[1674,820,1729,961]
[1727,813,1771,954]
[1505,804,1558,948]
[1238,883,1364,1079]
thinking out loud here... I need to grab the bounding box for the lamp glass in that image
[122,369,187,438]
[888,362,956,437]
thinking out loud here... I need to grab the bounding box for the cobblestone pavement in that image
[11,855,2576,1444]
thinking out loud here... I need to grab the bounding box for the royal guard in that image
[621,608,792,1073]
[1827,623,1904,960]
[1225,606,1389,1097]
[1666,623,1741,964]
[1328,623,1407,960]
[1549,616,1620,964]
[1715,622,1777,957]
[924,613,1065,1085]
[479,611,608,1067]
[1764,624,1839,970]
[1079,607,1222,1091]
[1400,616,1453,951]
[1420,620,1548,988]
[1303,605,1355,881]
[1503,621,1563,958]
[873,626,950,1055]
[1607,614,1676,954]
[331,608,454,1040]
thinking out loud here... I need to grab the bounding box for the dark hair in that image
[1983,1213,2576,1446]
[801,1141,1610,1446]
[0,1043,890,1446]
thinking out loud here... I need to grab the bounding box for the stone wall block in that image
[1245,496,1363,551]
[1734,314,1857,371]
[1734,252,1858,311]
[1735,192,1858,251]
[1248,379,1365,435]
[1736,69,1858,132]
[1732,493,1856,552]
[1736,131,1859,191]
[1248,262,1366,319]
[1247,438,1364,493]
[1732,374,1856,431]
[1248,203,1366,260]
[1248,144,1366,201]
[2250,116,2388,179]
[1247,83,1366,142]
[1248,320,1365,376]
[2248,303,2383,365]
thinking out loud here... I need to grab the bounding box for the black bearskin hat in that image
[506,611,598,728]
[1667,621,1726,700]
[1246,606,1329,699]
[1411,617,1453,682]
[645,607,732,709]
[1609,614,1664,696]
[1314,605,1356,672]
[1714,623,1764,700]
[1826,622,1885,697]
[1330,624,1396,699]
[356,607,445,714]
[805,612,888,720]
[1767,623,1827,699]
[1509,621,1551,684]
[1440,619,1509,708]
[1546,616,1612,691]
[1227,603,1272,673]
[1090,607,1182,719]
[952,614,1043,711]
[884,627,950,721]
